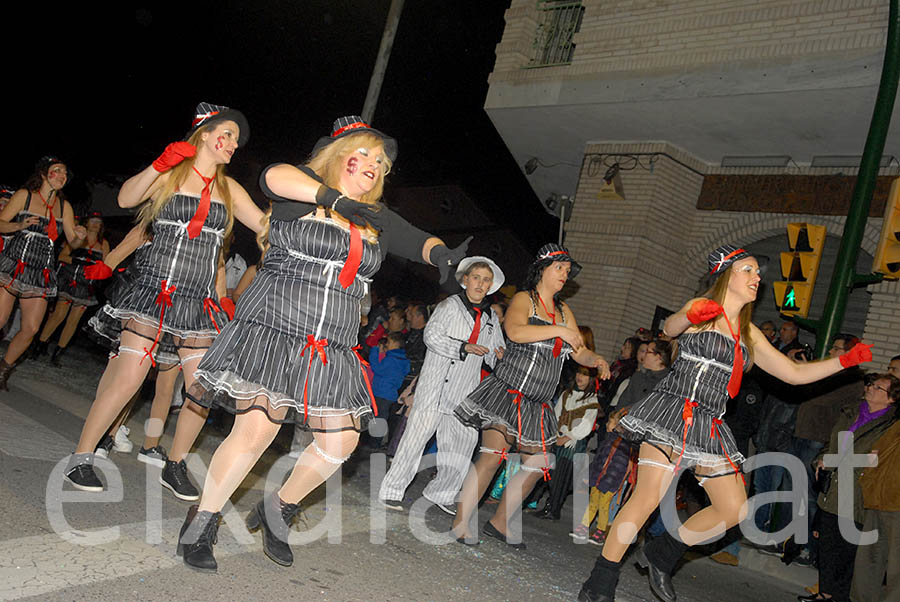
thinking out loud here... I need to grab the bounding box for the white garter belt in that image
[313,440,351,464]
[638,458,676,472]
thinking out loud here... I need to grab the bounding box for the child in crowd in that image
[572,407,635,545]
[368,331,411,447]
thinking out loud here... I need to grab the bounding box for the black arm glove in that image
[429,236,473,284]
[316,185,384,230]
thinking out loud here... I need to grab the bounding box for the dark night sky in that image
[6,1,556,258]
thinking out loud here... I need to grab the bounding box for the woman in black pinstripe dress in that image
[0,156,86,388]
[578,245,875,602]
[452,243,611,549]
[64,103,265,498]
[178,116,470,572]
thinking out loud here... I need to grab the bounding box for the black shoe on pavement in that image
[161,459,200,501]
[49,345,68,367]
[245,493,304,567]
[94,435,114,459]
[178,505,221,573]
[137,445,168,468]
[65,463,103,492]
[483,520,526,550]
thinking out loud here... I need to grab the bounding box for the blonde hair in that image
[696,265,755,364]
[257,131,393,257]
[137,126,234,239]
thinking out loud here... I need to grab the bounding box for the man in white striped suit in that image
[379,256,506,515]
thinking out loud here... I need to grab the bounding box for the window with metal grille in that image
[528,1,584,68]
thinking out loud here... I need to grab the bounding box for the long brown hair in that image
[137,126,234,239]
[696,265,755,364]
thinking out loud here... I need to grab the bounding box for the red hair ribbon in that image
[352,345,378,417]
[337,224,362,289]
[673,398,699,473]
[203,298,222,333]
[710,418,746,486]
[141,280,176,367]
[300,335,329,422]
[507,389,524,443]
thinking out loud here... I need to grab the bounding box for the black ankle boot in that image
[635,531,689,602]
[578,556,621,602]
[246,493,303,566]
[29,340,49,360]
[50,345,68,367]
[178,504,221,573]
[0,359,15,391]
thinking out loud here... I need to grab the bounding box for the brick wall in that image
[566,141,900,366]
[492,0,887,83]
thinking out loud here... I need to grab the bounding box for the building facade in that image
[486,0,900,365]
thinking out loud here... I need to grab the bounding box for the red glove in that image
[839,342,873,368]
[152,142,196,173]
[686,298,722,325]
[83,262,113,280]
[219,297,235,320]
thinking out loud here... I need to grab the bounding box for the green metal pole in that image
[814,0,900,358]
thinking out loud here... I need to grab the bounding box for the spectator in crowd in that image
[800,373,899,602]
[403,303,428,384]
[224,250,247,298]
[752,319,807,539]
[600,337,639,403]
[608,340,649,409]
[635,327,652,342]
[852,398,900,602]
[572,407,635,546]
[367,331,411,448]
[491,300,507,325]
[759,320,777,344]
[535,366,601,520]
[787,334,865,566]
[365,305,407,349]
[614,339,672,409]
[888,354,900,379]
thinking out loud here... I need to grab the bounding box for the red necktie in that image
[722,312,743,398]
[186,167,213,239]
[537,294,563,357]
[39,192,58,242]
[468,307,482,344]
[338,224,361,289]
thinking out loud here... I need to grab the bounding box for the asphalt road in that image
[0,340,813,602]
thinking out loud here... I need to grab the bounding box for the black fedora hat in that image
[0,185,16,198]
[184,102,250,145]
[532,243,581,279]
[312,116,397,162]
[707,244,753,275]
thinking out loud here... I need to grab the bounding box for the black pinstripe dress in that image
[190,213,381,429]
[455,311,572,448]
[88,241,181,366]
[94,194,230,342]
[619,330,748,469]
[57,244,104,306]
[0,212,63,298]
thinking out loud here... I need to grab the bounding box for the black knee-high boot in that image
[578,556,621,602]
[0,359,15,391]
[636,531,688,602]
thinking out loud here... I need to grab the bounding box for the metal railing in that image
[527,1,584,68]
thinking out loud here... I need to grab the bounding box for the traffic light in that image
[873,178,900,279]
[773,222,826,318]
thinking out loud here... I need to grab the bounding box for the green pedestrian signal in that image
[783,287,797,310]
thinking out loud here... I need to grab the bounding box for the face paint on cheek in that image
[346,156,359,176]
[215,136,224,151]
